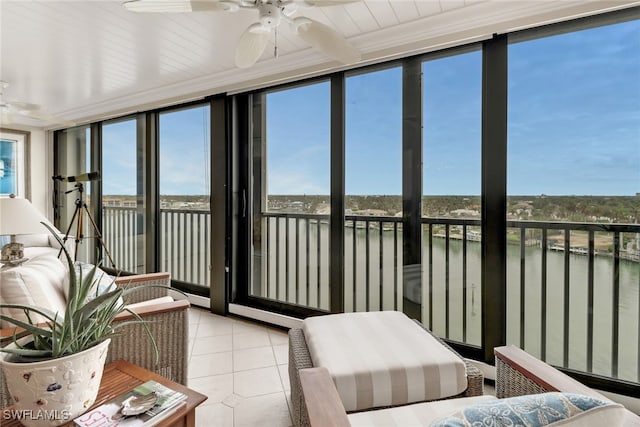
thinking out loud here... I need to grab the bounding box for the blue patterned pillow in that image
[430,393,623,427]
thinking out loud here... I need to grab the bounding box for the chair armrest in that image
[299,368,350,427]
[495,346,640,425]
[494,345,606,399]
[115,299,190,321]
[115,272,174,304]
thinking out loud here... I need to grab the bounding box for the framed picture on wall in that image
[0,128,30,199]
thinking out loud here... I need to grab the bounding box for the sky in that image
[103,19,639,197]
[102,106,211,196]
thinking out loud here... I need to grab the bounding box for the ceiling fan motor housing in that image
[258,2,281,28]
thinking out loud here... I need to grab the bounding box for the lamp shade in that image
[0,197,55,236]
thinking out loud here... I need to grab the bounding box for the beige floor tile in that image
[277,364,291,392]
[272,344,288,365]
[233,346,277,372]
[188,323,198,339]
[188,308,202,325]
[197,318,234,337]
[232,320,269,335]
[189,352,233,378]
[234,366,283,397]
[188,373,234,405]
[232,331,271,350]
[233,392,292,427]
[269,331,289,346]
[195,402,233,427]
[192,335,233,356]
[188,338,195,360]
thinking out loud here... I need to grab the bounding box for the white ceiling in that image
[1,0,638,129]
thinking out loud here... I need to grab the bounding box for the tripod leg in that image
[82,203,116,269]
[75,202,84,262]
[59,201,81,260]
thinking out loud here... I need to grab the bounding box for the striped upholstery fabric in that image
[303,311,468,412]
[348,395,497,426]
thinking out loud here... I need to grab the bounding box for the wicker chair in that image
[298,345,640,427]
[0,272,189,409]
[288,322,484,427]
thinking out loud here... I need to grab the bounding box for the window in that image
[54,125,94,263]
[345,67,403,312]
[422,49,482,346]
[251,82,331,309]
[159,105,211,290]
[507,19,640,381]
[102,118,145,273]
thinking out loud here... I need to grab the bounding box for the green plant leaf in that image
[1,222,177,361]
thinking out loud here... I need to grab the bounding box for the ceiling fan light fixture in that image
[258,2,281,28]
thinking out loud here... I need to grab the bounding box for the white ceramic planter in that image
[0,338,110,427]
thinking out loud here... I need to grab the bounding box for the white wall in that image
[28,129,54,220]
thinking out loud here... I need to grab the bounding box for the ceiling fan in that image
[0,81,74,127]
[123,0,362,68]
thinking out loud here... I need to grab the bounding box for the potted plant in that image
[0,223,168,426]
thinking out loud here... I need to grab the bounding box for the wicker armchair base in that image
[288,323,484,427]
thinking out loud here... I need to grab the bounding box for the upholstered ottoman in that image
[288,311,484,427]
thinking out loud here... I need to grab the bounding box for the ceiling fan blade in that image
[123,0,237,13]
[19,109,76,127]
[8,101,41,111]
[235,24,271,69]
[0,109,16,126]
[297,0,360,6]
[292,17,360,65]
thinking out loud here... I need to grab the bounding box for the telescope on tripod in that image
[53,172,116,268]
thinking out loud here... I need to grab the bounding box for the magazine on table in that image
[74,380,187,427]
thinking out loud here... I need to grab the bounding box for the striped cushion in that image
[0,255,67,328]
[303,311,468,412]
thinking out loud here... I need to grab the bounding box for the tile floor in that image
[187,306,497,427]
[187,307,293,427]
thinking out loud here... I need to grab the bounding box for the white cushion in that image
[23,246,61,259]
[348,396,497,426]
[303,311,468,412]
[14,234,50,247]
[63,262,119,305]
[0,256,67,328]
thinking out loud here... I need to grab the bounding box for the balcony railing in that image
[102,206,211,286]
[258,212,640,384]
[101,205,640,384]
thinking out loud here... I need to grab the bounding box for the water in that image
[256,219,640,382]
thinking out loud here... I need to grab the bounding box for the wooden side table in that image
[1,360,207,427]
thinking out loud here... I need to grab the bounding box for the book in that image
[74,380,187,427]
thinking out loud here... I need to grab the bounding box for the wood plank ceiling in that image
[1,0,638,129]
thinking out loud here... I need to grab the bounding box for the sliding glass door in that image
[159,104,212,295]
[101,117,146,273]
[250,81,332,312]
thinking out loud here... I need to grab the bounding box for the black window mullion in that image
[329,74,345,314]
[481,34,508,364]
[402,57,423,321]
